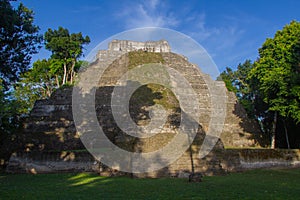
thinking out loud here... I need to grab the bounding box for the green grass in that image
[1,168,300,199]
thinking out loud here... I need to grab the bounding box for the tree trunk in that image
[70,60,75,84]
[283,119,290,149]
[271,111,278,149]
[63,62,67,85]
[55,75,60,88]
[46,85,52,97]
[188,145,195,174]
[41,87,46,98]
[186,132,195,174]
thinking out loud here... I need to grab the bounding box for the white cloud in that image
[148,0,159,10]
[113,1,250,72]
[115,1,179,28]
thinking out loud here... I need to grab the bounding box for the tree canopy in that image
[220,21,300,148]
[44,27,90,85]
[250,21,300,123]
[0,0,42,89]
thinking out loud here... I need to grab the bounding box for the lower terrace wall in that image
[220,149,300,172]
[6,149,300,177]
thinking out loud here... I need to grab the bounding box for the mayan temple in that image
[8,40,266,176]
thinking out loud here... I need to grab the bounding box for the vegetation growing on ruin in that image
[128,51,165,70]
[130,83,179,111]
[128,51,179,115]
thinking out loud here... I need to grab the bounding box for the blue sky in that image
[16,0,300,74]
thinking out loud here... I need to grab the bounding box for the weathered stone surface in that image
[6,149,300,176]
[15,40,266,177]
[107,39,171,53]
[189,172,203,182]
[6,152,96,174]
[178,171,190,178]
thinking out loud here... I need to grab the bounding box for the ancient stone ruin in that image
[107,39,171,52]
[9,40,299,177]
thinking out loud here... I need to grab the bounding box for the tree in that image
[14,58,89,115]
[44,27,90,85]
[14,59,57,115]
[249,21,300,148]
[0,0,42,89]
[0,0,42,168]
[218,60,258,118]
[217,67,237,93]
[0,78,22,168]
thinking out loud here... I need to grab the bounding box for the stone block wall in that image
[17,40,266,177]
[108,39,171,53]
[6,149,300,177]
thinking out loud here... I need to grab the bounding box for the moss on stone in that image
[128,51,178,112]
[128,51,165,70]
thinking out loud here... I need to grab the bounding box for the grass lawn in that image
[0,168,300,200]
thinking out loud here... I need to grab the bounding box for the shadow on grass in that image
[1,168,300,199]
